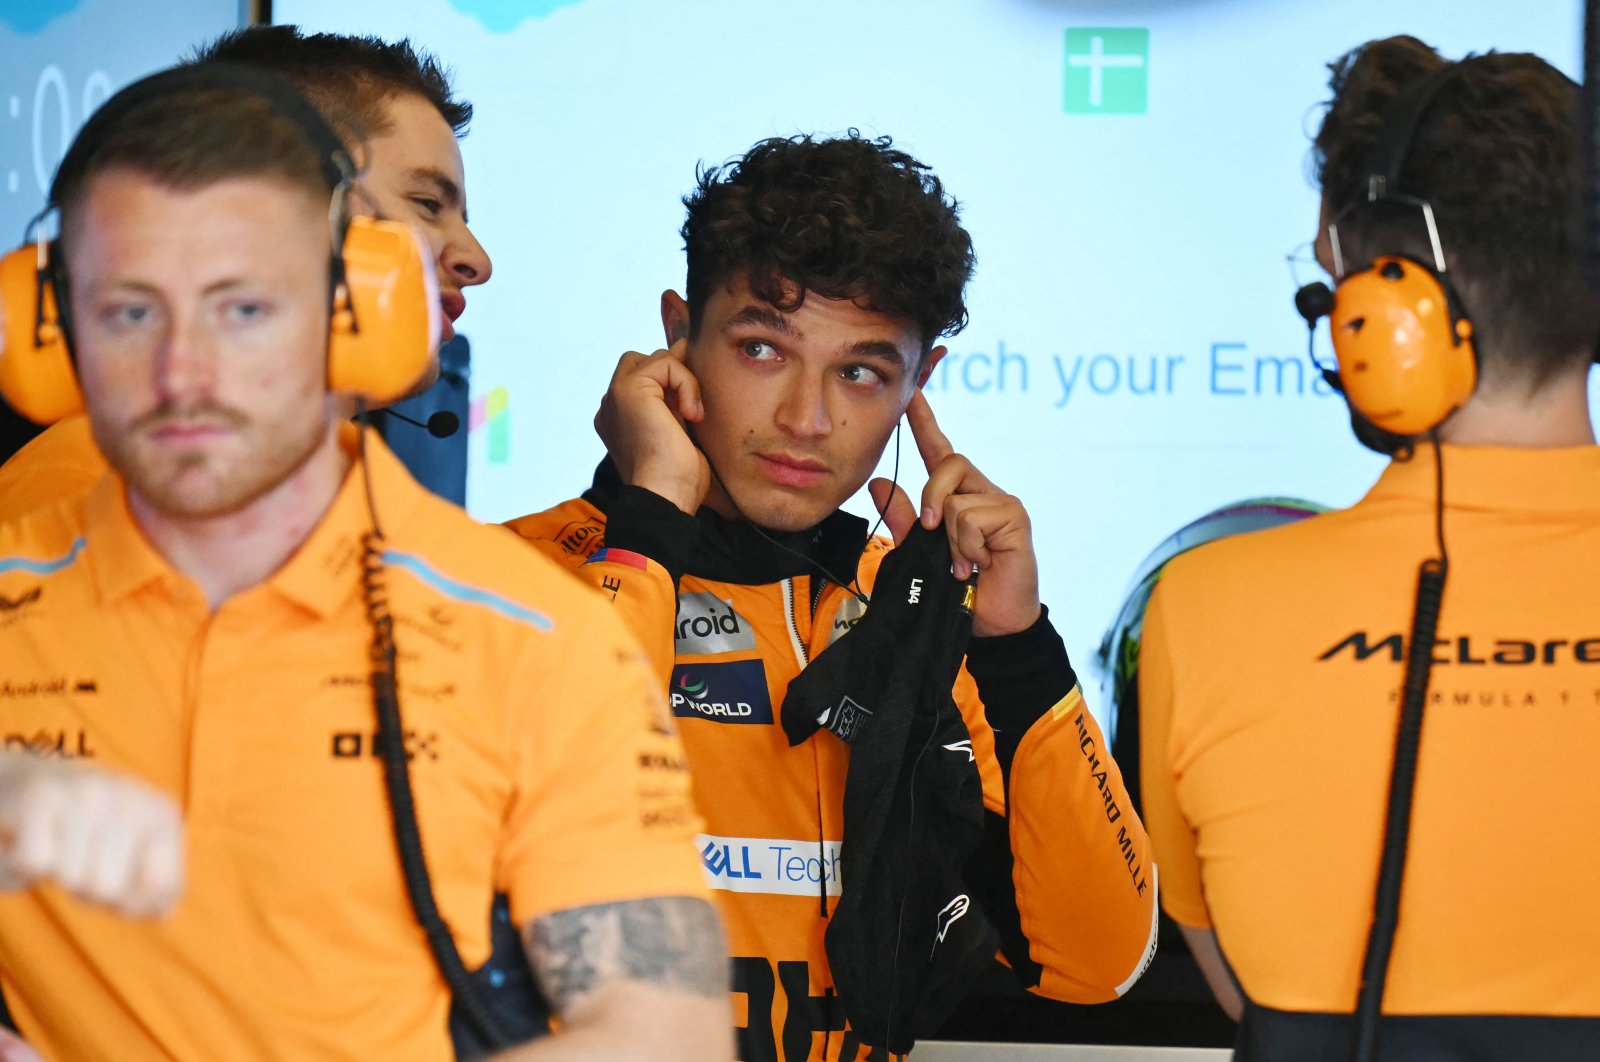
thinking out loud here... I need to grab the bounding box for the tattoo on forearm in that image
[526,896,729,1014]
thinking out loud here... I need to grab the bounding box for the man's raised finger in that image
[906,389,955,473]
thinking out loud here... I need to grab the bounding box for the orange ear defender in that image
[1292,64,1480,440]
[1326,255,1477,437]
[328,214,441,406]
[0,63,440,425]
[0,238,80,423]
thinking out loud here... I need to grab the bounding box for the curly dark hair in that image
[190,25,471,144]
[1312,36,1599,389]
[681,132,975,355]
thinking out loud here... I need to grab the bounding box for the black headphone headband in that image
[1358,62,1460,201]
[48,61,353,209]
[39,62,362,355]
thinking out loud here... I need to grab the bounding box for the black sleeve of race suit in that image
[961,606,1079,991]
[600,484,700,589]
[963,605,1078,781]
[965,806,1045,990]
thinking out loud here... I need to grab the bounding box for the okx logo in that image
[670,660,772,725]
[1064,27,1149,115]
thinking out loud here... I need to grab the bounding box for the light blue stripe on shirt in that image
[383,549,555,632]
[0,537,86,576]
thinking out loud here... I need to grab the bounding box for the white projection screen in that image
[0,0,247,252]
[272,0,1585,718]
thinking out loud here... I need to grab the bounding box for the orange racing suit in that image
[507,461,1158,1061]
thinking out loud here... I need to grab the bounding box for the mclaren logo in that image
[1320,631,1600,666]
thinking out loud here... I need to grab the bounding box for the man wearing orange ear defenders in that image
[0,25,493,519]
[0,68,731,1061]
[1139,36,1600,1061]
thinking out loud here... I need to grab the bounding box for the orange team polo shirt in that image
[0,429,708,1061]
[1140,443,1600,1018]
[0,414,103,519]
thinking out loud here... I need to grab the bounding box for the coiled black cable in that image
[357,423,510,1051]
[1349,436,1449,1062]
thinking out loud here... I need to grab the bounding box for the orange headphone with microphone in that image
[1294,63,1479,439]
[0,62,439,425]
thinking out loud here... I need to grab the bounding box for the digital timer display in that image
[13,66,114,199]
[0,0,243,242]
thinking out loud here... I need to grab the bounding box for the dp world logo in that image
[1064,27,1149,115]
[670,660,772,725]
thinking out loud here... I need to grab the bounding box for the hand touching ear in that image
[595,337,712,515]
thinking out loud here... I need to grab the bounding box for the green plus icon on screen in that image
[1064,28,1149,115]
